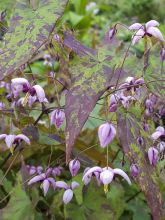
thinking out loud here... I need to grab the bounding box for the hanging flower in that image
[56,181,79,204]
[151,126,165,141]
[69,159,80,176]
[130,164,139,177]
[98,123,116,148]
[82,166,131,193]
[0,133,30,154]
[50,109,65,128]
[148,147,159,166]
[129,20,164,45]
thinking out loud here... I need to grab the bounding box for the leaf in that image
[64,33,127,162]
[1,175,38,220]
[0,0,68,80]
[117,109,163,219]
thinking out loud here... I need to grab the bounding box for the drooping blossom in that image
[83,167,101,186]
[55,181,79,204]
[69,159,80,176]
[142,121,150,133]
[98,123,116,148]
[129,20,164,45]
[160,47,165,61]
[43,54,53,67]
[130,164,139,177]
[28,168,56,196]
[54,34,60,42]
[148,147,159,166]
[108,27,117,40]
[82,166,131,193]
[151,126,165,141]
[0,102,5,110]
[0,133,30,154]
[137,137,144,146]
[157,141,165,153]
[11,78,48,106]
[50,109,65,128]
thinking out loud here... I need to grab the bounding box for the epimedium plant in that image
[0,0,165,220]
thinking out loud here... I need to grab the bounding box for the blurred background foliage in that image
[0,0,164,219]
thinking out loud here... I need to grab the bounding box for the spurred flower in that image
[148,147,159,166]
[50,109,65,128]
[130,164,139,177]
[11,78,47,106]
[0,133,30,154]
[82,166,131,193]
[151,126,165,141]
[98,122,116,148]
[28,168,56,196]
[55,181,79,204]
[129,20,164,45]
[69,159,80,176]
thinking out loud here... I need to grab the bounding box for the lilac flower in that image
[148,147,159,166]
[130,164,139,177]
[109,95,118,112]
[69,159,80,176]
[50,109,65,128]
[108,27,117,40]
[142,121,150,133]
[0,134,30,154]
[98,123,116,148]
[54,34,60,42]
[28,169,56,196]
[0,102,5,110]
[157,141,165,153]
[137,137,144,146]
[55,181,79,204]
[160,47,165,61]
[129,20,164,45]
[82,166,131,193]
[151,126,165,141]
[83,167,101,186]
[11,78,47,106]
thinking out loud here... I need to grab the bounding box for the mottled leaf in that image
[117,110,163,220]
[0,0,68,80]
[64,33,127,162]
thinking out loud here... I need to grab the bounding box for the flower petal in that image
[63,189,73,204]
[113,168,131,185]
[5,135,15,148]
[100,170,114,185]
[132,29,145,45]
[0,134,7,140]
[28,174,46,185]
[42,179,50,196]
[129,23,143,30]
[32,85,46,102]
[47,177,56,190]
[82,166,102,182]
[16,134,30,145]
[151,131,163,141]
[146,20,159,29]
[55,181,68,189]
[147,27,164,42]
[71,181,79,190]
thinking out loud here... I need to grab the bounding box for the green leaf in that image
[0,0,68,80]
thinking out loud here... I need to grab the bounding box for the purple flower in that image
[108,27,117,40]
[129,20,164,45]
[69,159,80,176]
[151,126,165,141]
[54,34,60,42]
[148,147,159,166]
[50,109,65,128]
[0,102,5,110]
[55,181,79,204]
[160,47,165,61]
[82,166,131,193]
[98,123,116,148]
[28,169,56,196]
[11,78,47,106]
[109,95,118,112]
[27,165,43,175]
[52,166,63,176]
[130,164,139,177]
[0,133,30,154]
[43,54,53,67]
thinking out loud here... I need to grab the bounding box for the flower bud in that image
[160,47,165,61]
[137,137,144,146]
[108,27,117,40]
[130,164,139,177]
[50,109,65,128]
[148,147,159,166]
[98,122,116,148]
[69,159,80,176]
